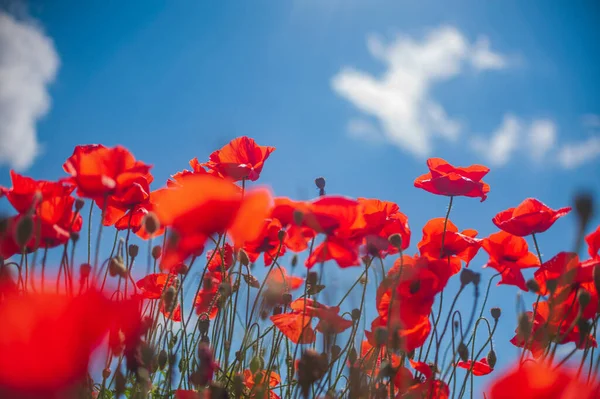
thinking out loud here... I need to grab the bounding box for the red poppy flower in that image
[243,369,281,399]
[457,357,493,376]
[202,136,275,181]
[481,231,540,291]
[586,225,600,258]
[167,158,210,187]
[533,252,581,295]
[161,303,182,322]
[289,298,353,334]
[244,218,286,266]
[418,218,481,274]
[305,236,361,269]
[492,198,571,237]
[154,174,272,271]
[0,170,74,214]
[270,312,315,344]
[206,243,235,272]
[113,189,165,239]
[487,361,598,399]
[265,267,304,292]
[414,158,490,202]
[0,287,141,399]
[195,271,224,319]
[135,273,175,299]
[355,198,411,257]
[356,340,403,379]
[175,391,200,399]
[63,144,152,198]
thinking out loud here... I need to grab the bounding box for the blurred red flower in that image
[586,225,600,258]
[456,357,493,376]
[414,158,490,202]
[492,198,571,237]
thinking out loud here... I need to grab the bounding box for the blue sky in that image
[1,0,600,395]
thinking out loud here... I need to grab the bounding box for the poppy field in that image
[0,136,599,399]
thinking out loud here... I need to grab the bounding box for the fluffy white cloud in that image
[470,116,557,166]
[0,11,59,170]
[558,136,600,169]
[331,26,508,157]
[347,118,383,142]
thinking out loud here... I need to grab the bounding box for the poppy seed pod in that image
[249,354,264,374]
[457,342,469,362]
[75,198,85,211]
[293,210,304,226]
[487,350,497,368]
[291,254,298,268]
[70,231,80,243]
[526,279,540,294]
[109,256,126,278]
[128,244,139,259]
[351,308,361,321]
[460,268,477,286]
[143,212,160,235]
[574,192,594,229]
[14,215,33,248]
[315,177,326,190]
[490,307,501,320]
[158,350,168,370]
[278,229,286,243]
[151,245,162,260]
[388,233,403,250]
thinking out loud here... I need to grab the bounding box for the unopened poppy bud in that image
[14,215,33,248]
[249,354,264,374]
[143,212,160,235]
[70,231,80,243]
[460,268,476,286]
[457,342,469,362]
[315,177,326,190]
[490,307,501,320]
[388,233,403,250]
[102,368,111,380]
[331,345,341,359]
[80,263,92,280]
[348,347,358,365]
[109,256,126,277]
[487,350,497,368]
[574,192,594,229]
[278,229,286,242]
[307,271,318,286]
[128,244,139,259]
[235,351,245,362]
[169,335,178,349]
[374,326,388,347]
[578,289,591,309]
[238,249,250,267]
[526,279,540,293]
[158,349,168,370]
[351,308,361,321]
[75,198,85,211]
[546,279,558,295]
[152,245,162,260]
[219,282,232,298]
[293,210,304,226]
[282,293,292,306]
[273,306,283,315]
[291,254,298,268]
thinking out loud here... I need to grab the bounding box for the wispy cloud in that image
[557,116,600,169]
[0,11,59,170]
[331,26,508,157]
[470,116,557,166]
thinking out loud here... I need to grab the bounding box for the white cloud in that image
[528,119,557,162]
[471,114,521,166]
[347,118,383,142]
[470,116,557,166]
[331,26,508,158]
[0,11,59,170]
[558,136,600,169]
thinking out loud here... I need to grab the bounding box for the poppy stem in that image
[439,196,454,258]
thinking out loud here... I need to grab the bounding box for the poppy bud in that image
[75,198,85,211]
[307,271,318,286]
[163,286,177,310]
[143,212,160,235]
[457,342,469,362]
[348,347,358,365]
[490,307,501,320]
[331,345,341,359]
[70,231,80,243]
[460,268,477,287]
[152,245,162,260]
[249,354,264,374]
[273,306,282,315]
[128,244,139,259]
[109,256,126,278]
[14,215,33,248]
[487,350,497,368]
[169,335,178,349]
[102,368,111,380]
[517,312,531,340]
[219,282,232,298]
[374,326,388,347]
[157,349,168,370]
[388,233,403,250]
[238,249,250,267]
[315,177,326,190]
[351,308,361,321]
[278,229,286,242]
[291,254,298,268]
[578,289,591,310]
[281,293,292,306]
[526,279,540,293]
